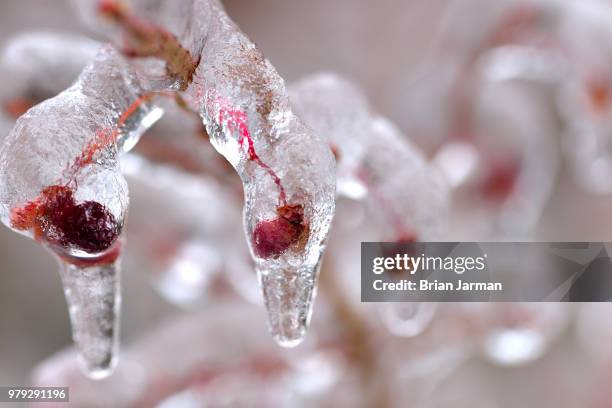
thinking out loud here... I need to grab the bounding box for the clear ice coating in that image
[0,32,101,140]
[365,117,446,334]
[289,73,448,336]
[0,32,101,104]
[74,0,336,346]
[289,73,372,200]
[290,73,449,241]
[191,2,336,347]
[362,116,449,240]
[0,45,162,378]
[60,257,121,379]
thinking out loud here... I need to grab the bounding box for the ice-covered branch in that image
[0,45,162,377]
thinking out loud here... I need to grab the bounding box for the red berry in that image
[59,201,119,253]
[37,185,119,253]
[252,204,306,259]
[252,218,301,258]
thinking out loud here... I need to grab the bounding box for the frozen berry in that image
[58,201,119,253]
[36,185,119,253]
[252,204,306,259]
[252,218,301,258]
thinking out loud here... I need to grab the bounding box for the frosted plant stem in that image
[58,257,121,379]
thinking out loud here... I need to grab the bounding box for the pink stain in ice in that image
[207,91,309,259]
[68,93,157,179]
[212,92,287,207]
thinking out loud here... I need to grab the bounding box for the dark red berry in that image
[59,201,119,253]
[37,185,119,253]
[252,204,306,259]
[252,218,301,258]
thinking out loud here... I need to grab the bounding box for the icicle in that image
[58,253,121,379]
[0,45,162,378]
[188,3,335,347]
